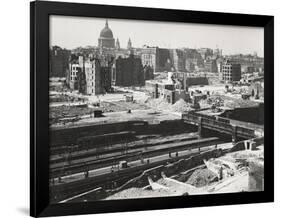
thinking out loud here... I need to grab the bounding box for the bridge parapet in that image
[182,112,257,139]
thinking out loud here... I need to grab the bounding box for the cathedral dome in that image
[99,20,113,38]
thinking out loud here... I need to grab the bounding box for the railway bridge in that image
[182,112,264,143]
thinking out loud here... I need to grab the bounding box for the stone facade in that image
[141,46,157,72]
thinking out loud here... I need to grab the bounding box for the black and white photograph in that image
[48,15,265,203]
[0,0,279,217]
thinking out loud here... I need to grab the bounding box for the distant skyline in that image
[50,15,264,57]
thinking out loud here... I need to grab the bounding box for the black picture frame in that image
[30,1,274,217]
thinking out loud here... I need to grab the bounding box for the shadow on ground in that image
[17,207,29,216]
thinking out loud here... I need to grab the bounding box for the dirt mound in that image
[186,168,218,187]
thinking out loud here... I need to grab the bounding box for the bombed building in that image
[145,72,190,104]
[221,60,242,82]
[112,54,144,86]
[50,46,70,77]
[140,46,171,73]
[66,54,113,95]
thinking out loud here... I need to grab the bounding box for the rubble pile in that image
[49,94,81,103]
[207,76,221,85]
[219,95,259,108]
[146,98,193,113]
[186,168,218,187]
[199,96,224,108]
[100,101,149,112]
[170,99,192,113]
[104,145,264,200]
[199,94,259,109]
[49,105,95,120]
[145,97,171,111]
[229,146,264,161]
[105,187,171,200]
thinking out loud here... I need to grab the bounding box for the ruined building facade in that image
[205,59,218,73]
[112,55,144,86]
[84,59,103,95]
[140,46,171,73]
[169,49,186,72]
[66,54,113,95]
[50,46,70,77]
[222,60,242,82]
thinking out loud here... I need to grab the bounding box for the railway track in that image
[50,151,142,178]
[50,135,198,164]
[50,145,227,203]
[50,137,220,179]
[50,131,136,155]
[50,150,200,203]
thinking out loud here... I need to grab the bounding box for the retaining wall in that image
[230,137,264,152]
[50,119,196,147]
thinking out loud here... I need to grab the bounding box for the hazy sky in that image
[50,15,264,57]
